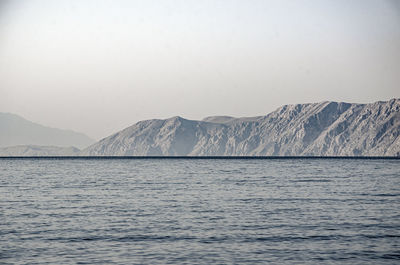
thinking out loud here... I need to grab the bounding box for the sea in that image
[1,158,399,264]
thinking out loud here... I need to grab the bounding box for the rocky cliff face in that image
[81,99,400,156]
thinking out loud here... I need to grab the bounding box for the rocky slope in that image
[0,113,95,149]
[0,145,80,156]
[81,99,400,156]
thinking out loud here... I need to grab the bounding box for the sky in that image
[0,0,399,140]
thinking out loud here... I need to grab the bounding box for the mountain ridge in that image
[81,98,400,156]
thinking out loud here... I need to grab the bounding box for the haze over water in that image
[1,0,399,139]
[1,158,399,264]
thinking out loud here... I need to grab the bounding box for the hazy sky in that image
[1,0,399,139]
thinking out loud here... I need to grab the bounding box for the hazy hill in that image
[0,145,80,156]
[81,99,400,156]
[0,113,95,149]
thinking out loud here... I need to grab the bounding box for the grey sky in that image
[0,0,399,139]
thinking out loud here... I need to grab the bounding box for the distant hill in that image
[81,99,400,156]
[0,113,95,149]
[0,145,80,156]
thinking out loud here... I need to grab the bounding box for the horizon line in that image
[0,156,399,160]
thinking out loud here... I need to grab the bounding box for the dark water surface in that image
[1,158,399,264]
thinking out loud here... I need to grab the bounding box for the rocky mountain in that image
[0,113,95,149]
[0,145,80,156]
[81,99,400,156]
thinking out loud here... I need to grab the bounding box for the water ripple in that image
[1,158,399,264]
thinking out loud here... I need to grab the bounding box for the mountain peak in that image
[168,116,185,121]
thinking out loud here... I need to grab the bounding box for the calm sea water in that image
[0,158,399,264]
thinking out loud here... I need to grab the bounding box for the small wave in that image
[245,234,349,242]
[372,193,400,197]
[291,179,332,183]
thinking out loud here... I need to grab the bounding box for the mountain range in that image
[1,99,399,156]
[80,99,400,156]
